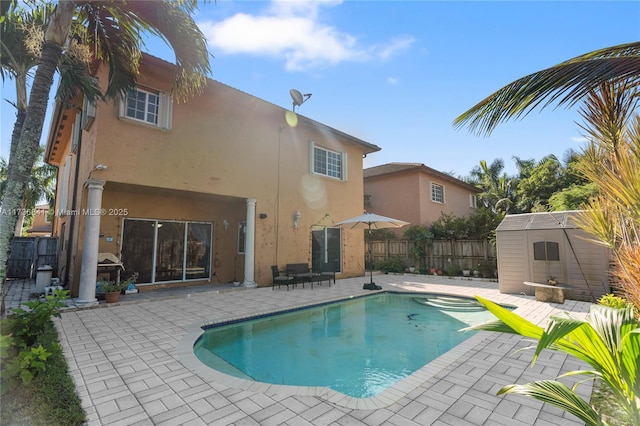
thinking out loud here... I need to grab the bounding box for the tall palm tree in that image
[470,159,517,214]
[0,0,212,291]
[453,41,640,136]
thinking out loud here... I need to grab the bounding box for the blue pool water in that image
[194,292,500,398]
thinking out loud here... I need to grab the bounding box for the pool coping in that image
[176,291,512,410]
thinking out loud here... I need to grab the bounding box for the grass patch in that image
[1,319,86,426]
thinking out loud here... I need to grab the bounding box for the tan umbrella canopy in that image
[335,213,410,290]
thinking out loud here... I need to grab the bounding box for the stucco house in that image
[25,203,53,237]
[363,163,480,229]
[44,54,380,305]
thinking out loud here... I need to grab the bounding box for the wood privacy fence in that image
[368,239,496,272]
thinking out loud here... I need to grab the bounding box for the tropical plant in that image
[467,296,640,425]
[469,159,518,214]
[0,147,57,236]
[453,42,640,136]
[572,81,640,311]
[0,0,212,307]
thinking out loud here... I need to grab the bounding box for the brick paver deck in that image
[6,275,593,425]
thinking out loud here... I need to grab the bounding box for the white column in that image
[243,198,257,288]
[76,179,105,307]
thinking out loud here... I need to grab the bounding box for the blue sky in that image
[1,0,639,177]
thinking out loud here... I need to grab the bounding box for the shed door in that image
[530,237,565,284]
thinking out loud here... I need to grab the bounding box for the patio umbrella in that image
[335,212,410,290]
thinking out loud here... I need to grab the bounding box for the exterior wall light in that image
[293,210,302,228]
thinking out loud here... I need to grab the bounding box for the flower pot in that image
[104,291,121,303]
[408,267,415,273]
[473,270,480,278]
[462,270,471,277]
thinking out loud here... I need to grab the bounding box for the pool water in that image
[194,292,498,398]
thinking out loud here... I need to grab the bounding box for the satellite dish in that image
[290,89,304,107]
[289,89,312,111]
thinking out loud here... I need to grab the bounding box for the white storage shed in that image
[496,211,610,302]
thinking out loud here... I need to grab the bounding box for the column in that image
[76,179,105,307]
[243,198,257,288]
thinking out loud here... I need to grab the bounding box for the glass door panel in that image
[186,223,211,280]
[155,221,185,282]
[121,219,155,284]
[312,228,342,272]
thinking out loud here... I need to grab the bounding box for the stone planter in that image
[462,269,471,277]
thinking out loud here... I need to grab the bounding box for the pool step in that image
[414,296,485,311]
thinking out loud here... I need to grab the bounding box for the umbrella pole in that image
[364,225,380,290]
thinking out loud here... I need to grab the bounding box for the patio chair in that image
[318,262,337,285]
[272,265,295,290]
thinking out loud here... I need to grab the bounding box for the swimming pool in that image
[193,292,501,398]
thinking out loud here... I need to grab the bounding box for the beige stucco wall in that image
[365,170,477,228]
[48,56,372,292]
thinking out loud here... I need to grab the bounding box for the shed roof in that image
[496,211,584,231]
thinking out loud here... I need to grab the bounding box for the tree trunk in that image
[0,40,65,313]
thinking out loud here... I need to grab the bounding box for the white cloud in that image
[571,136,589,143]
[387,77,398,85]
[198,1,413,71]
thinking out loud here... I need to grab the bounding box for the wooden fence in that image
[368,239,496,273]
[7,237,58,278]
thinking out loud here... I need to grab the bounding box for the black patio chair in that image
[271,265,295,290]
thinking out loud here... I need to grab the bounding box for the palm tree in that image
[0,0,212,293]
[453,41,640,135]
[0,147,56,236]
[573,81,640,310]
[470,159,517,214]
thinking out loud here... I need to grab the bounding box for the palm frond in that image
[498,380,603,426]
[454,42,640,136]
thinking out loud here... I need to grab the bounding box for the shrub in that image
[375,257,406,273]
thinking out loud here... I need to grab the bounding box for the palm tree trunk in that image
[0,39,66,313]
[0,0,75,313]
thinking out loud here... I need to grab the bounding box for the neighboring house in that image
[363,163,480,229]
[495,211,610,302]
[26,203,53,237]
[44,54,380,302]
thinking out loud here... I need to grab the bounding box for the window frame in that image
[237,221,246,254]
[431,182,445,204]
[469,194,477,208]
[119,87,173,130]
[310,141,347,181]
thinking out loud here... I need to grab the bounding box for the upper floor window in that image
[311,142,347,180]
[469,194,477,208]
[119,87,172,130]
[431,182,444,203]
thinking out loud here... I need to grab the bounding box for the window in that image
[311,142,347,180]
[431,182,444,203]
[469,194,477,208]
[119,87,172,129]
[533,241,560,261]
[237,221,246,254]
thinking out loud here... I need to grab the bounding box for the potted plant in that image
[99,273,138,303]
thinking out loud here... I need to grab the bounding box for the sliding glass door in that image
[121,219,212,284]
[311,227,342,272]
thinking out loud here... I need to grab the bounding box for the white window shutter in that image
[309,140,316,174]
[341,152,348,181]
[118,93,126,119]
[159,92,173,130]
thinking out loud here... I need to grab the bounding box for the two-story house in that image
[364,163,480,229]
[45,54,380,305]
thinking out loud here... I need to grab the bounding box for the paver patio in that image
[8,274,594,425]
